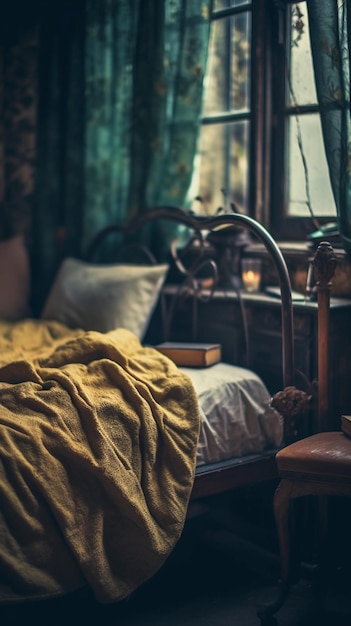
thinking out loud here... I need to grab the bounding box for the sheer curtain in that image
[307,0,351,255]
[31,0,211,313]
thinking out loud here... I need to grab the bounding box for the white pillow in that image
[41,258,169,340]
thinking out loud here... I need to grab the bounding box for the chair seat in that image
[276,432,351,481]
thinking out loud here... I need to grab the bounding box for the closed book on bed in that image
[155,342,221,367]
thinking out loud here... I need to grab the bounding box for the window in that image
[188,0,337,241]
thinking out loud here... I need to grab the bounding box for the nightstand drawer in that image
[249,306,312,338]
[249,332,312,393]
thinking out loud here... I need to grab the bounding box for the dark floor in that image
[2,488,351,626]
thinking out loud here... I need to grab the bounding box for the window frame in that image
[199,0,336,243]
[269,0,334,241]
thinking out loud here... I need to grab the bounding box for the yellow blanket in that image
[0,319,201,604]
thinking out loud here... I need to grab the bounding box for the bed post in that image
[312,241,337,432]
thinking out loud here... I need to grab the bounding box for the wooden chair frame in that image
[257,242,350,625]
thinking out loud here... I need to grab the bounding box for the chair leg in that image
[311,495,332,599]
[257,479,294,624]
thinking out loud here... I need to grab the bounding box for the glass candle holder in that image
[241,258,262,292]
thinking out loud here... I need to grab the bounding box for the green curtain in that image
[307,0,351,255]
[83,0,139,245]
[31,0,211,314]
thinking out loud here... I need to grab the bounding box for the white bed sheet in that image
[180,362,283,467]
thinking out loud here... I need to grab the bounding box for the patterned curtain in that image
[30,0,211,313]
[32,0,87,312]
[307,0,351,255]
[0,6,38,240]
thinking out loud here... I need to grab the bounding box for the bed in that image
[1,206,316,607]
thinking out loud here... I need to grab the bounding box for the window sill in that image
[246,240,349,260]
[246,241,351,298]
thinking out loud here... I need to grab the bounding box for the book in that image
[155,342,222,367]
[341,415,351,439]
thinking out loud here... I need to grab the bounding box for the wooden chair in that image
[258,241,351,624]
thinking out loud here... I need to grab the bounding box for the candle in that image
[241,258,262,292]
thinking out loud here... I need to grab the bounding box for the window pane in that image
[231,12,251,111]
[230,120,249,211]
[202,11,250,115]
[202,19,228,115]
[289,2,317,106]
[188,124,227,212]
[288,114,336,217]
[188,121,249,214]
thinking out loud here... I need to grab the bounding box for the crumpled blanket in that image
[0,319,201,605]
